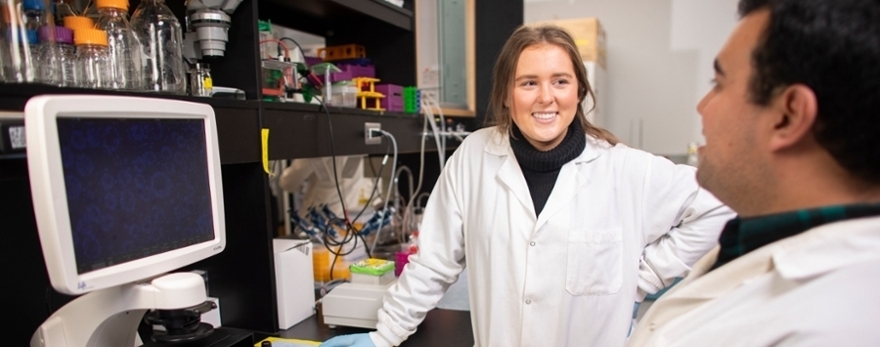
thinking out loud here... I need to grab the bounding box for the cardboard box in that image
[529,17,607,69]
[273,239,316,330]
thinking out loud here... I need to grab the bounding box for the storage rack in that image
[0,0,523,344]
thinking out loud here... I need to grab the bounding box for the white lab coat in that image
[370,127,733,347]
[627,216,880,347]
[279,156,379,218]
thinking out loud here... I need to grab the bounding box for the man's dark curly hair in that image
[739,0,880,184]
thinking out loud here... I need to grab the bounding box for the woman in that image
[321,25,733,347]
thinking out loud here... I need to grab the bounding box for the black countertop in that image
[275,309,474,346]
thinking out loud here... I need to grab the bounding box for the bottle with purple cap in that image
[37,25,77,86]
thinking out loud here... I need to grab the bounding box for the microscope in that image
[181,0,243,97]
[183,0,243,60]
[32,273,217,346]
[25,95,237,347]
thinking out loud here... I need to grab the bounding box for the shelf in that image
[0,84,262,164]
[0,84,448,163]
[260,0,413,34]
[262,103,433,160]
[0,83,259,111]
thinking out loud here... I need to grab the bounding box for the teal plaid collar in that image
[710,203,880,271]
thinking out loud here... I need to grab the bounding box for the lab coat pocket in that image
[565,228,623,296]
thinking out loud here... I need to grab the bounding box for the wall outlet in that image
[365,122,382,145]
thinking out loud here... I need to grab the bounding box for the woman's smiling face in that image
[509,43,580,151]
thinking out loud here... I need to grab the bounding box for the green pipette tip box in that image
[350,258,395,276]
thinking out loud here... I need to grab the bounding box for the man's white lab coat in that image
[627,216,880,347]
[369,127,732,347]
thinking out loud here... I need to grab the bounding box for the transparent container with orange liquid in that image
[312,221,370,284]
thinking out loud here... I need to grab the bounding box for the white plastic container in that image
[330,82,358,108]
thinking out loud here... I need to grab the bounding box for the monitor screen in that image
[27,95,225,295]
[56,118,215,275]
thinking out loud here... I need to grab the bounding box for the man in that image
[627,0,880,345]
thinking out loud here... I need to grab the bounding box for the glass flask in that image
[130,0,186,94]
[1,0,43,83]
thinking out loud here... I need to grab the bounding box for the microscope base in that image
[30,273,210,347]
[141,327,253,347]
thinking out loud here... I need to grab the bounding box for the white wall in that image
[272,26,325,57]
[524,0,738,155]
[416,0,441,102]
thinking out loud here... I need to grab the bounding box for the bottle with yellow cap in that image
[74,28,110,89]
[63,16,95,31]
[95,0,142,90]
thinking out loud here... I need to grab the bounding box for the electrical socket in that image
[365,122,382,145]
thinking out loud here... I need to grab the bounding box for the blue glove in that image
[319,333,376,347]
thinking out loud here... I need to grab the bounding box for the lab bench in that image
[0,0,523,345]
[137,309,473,346]
[268,309,474,347]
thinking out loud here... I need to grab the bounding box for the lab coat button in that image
[525,299,532,304]
[649,323,656,331]
[529,241,536,246]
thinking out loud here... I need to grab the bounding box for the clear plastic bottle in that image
[95,0,143,90]
[1,0,42,83]
[131,0,186,94]
[4,29,40,83]
[21,0,46,31]
[74,28,110,89]
[686,142,700,167]
[189,63,212,97]
[37,26,77,86]
[0,35,6,82]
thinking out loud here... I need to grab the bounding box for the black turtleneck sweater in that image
[510,121,586,217]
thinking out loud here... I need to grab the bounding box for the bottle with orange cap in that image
[74,28,110,89]
[63,15,94,31]
[95,0,142,90]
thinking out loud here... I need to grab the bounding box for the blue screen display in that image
[56,118,216,274]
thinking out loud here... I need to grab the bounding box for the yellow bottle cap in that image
[64,16,95,30]
[96,0,128,11]
[74,28,108,46]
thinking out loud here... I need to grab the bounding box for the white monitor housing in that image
[26,95,226,347]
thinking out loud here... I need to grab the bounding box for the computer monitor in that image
[27,95,227,346]
[26,95,226,296]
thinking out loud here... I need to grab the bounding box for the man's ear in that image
[769,84,818,151]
